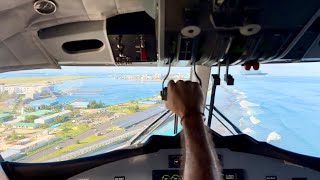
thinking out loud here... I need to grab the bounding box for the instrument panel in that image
[69,148,320,180]
[152,169,245,180]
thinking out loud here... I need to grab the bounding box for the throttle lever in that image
[160,57,172,101]
[160,87,168,101]
[160,59,202,101]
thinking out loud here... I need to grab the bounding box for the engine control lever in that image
[160,58,172,101]
[160,57,202,101]
[160,87,168,101]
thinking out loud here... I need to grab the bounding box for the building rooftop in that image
[34,110,71,122]
[9,135,56,151]
[1,149,21,159]
[18,110,52,119]
[13,122,39,127]
[0,112,12,119]
[16,138,31,144]
[49,123,61,128]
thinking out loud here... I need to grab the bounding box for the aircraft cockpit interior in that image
[0,0,319,179]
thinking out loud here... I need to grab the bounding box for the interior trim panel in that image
[70,148,320,180]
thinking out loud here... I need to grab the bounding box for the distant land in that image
[114,74,189,81]
[0,76,94,85]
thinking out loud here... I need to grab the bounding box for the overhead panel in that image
[106,12,157,66]
[157,0,320,66]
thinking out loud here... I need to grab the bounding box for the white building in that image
[16,138,32,145]
[8,135,56,152]
[34,110,71,124]
[25,91,40,99]
[0,84,53,95]
[1,149,21,161]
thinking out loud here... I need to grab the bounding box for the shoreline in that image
[0,76,94,86]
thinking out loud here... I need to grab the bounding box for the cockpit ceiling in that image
[0,0,320,73]
[0,0,146,73]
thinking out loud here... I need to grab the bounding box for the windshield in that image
[0,64,319,163]
[0,67,188,162]
[210,63,320,157]
[144,63,320,158]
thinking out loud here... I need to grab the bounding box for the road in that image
[78,140,127,158]
[20,105,165,162]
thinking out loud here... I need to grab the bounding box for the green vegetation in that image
[16,96,160,162]
[10,131,18,140]
[39,105,52,110]
[23,115,38,123]
[107,125,125,131]
[54,116,67,123]
[8,131,25,140]
[33,134,131,162]
[19,110,52,119]
[64,104,73,111]
[24,106,36,112]
[25,137,62,156]
[88,100,105,109]
[52,104,62,113]
[106,100,153,114]
[0,76,94,85]
[61,136,133,161]
[69,109,80,117]
[80,134,105,143]
[38,110,80,128]
[33,134,105,162]
[58,122,89,138]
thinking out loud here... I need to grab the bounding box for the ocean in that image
[1,64,320,157]
[213,63,320,158]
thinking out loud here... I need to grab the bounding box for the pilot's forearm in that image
[182,113,221,180]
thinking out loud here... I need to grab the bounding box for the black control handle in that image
[160,87,168,101]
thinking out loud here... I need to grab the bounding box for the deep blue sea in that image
[1,64,320,157]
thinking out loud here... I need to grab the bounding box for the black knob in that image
[160,87,168,101]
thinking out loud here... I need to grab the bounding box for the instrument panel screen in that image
[153,169,244,180]
[152,170,181,180]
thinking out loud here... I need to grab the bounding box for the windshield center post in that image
[207,72,221,128]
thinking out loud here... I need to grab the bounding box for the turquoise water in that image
[53,78,161,105]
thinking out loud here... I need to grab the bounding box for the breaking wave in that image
[267,132,281,142]
[243,128,255,135]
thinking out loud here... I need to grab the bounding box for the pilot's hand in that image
[165,80,204,118]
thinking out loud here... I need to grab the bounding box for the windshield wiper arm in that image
[212,106,242,134]
[129,110,172,145]
[205,106,235,135]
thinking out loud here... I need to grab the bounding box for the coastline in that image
[0,76,94,85]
